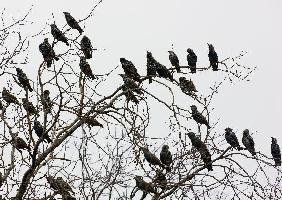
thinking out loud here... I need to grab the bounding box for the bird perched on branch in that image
[80,36,92,59]
[16,68,33,92]
[22,98,37,115]
[187,132,205,151]
[120,58,141,83]
[42,90,53,114]
[155,62,173,82]
[141,147,163,167]
[190,105,210,129]
[154,170,167,190]
[271,137,281,166]
[82,116,103,128]
[33,120,52,143]
[13,137,30,152]
[225,128,242,150]
[51,24,69,46]
[179,77,197,96]
[160,145,172,167]
[208,44,218,71]
[46,176,60,191]
[39,38,59,68]
[187,48,197,73]
[2,87,19,105]
[242,129,256,156]
[120,74,143,95]
[80,56,95,79]
[0,101,3,110]
[122,85,139,104]
[146,51,157,84]
[168,50,180,73]
[63,12,83,34]
[57,177,75,195]
[134,176,157,194]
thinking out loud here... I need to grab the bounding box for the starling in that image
[200,148,213,171]
[0,172,3,187]
[83,116,103,128]
[39,38,59,68]
[146,51,157,84]
[22,98,37,115]
[33,120,52,143]
[225,128,242,150]
[134,176,157,194]
[168,51,180,73]
[141,147,163,167]
[80,56,96,80]
[154,170,167,190]
[63,12,83,34]
[13,137,30,152]
[42,90,53,113]
[122,85,139,104]
[2,87,19,105]
[160,145,172,166]
[242,129,256,156]
[120,74,143,95]
[51,24,69,46]
[179,77,197,96]
[80,36,92,59]
[0,101,3,110]
[208,44,218,71]
[16,68,33,92]
[46,176,61,191]
[56,177,74,194]
[155,62,173,82]
[187,48,197,73]
[120,58,141,83]
[190,105,210,129]
[271,137,281,166]
[187,132,205,151]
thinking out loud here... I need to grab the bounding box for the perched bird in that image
[179,77,197,96]
[242,129,256,156]
[42,90,53,113]
[208,44,218,71]
[79,56,95,79]
[146,51,157,84]
[160,145,172,166]
[134,176,157,194]
[2,87,20,105]
[200,148,213,171]
[0,172,3,187]
[56,177,74,194]
[271,137,281,166]
[190,105,210,129]
[39,38,59,68]
[46,176,60,191]
[0,101,3,110]
[22,98,37,115]
[225,128,242,150]
[33,120,52,143]
[187,48,197,73]
[122,85,139,104]
[120,74,143,95]
[13,137,30,152]
[141,147,163,167]
[187,132,205,151]
[168,51,180,73]
[80,36,92,59]
[83,116,103,128]
[154,170,167,190]
[120,58,141,83]
[63,12,83,34]
[16,68,33,92]
[51,24,69,46]
[155,62,173,82]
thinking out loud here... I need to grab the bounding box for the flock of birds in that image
[0,12,280,198]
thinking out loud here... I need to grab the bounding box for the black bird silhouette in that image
[56,177,75,195]
[146,51,157,84]
[242,129,256,156]
[82,116,103,128]
[39,38,59,68]
[13,137,30,152]
[42,90,53,113]
[120,74,143,95]
[154,170,167,190]
[120,58,141,83]
[168,50,180,73]
[155,62,173,82]
[190,105,210,129]
[134,176,157,194]
[179,77,197,96]
[208,44,218,71]
[80,36,92,59]
[141,147,163,167]
[51,24,69,46]
[22,98,37,115]
[187,48,197,73]
[63,12,83,34]
[225,128,242,150]
[160,145,172,166]
[33,120,52,143]
[2,87,19,105]
[271,137,281,166]
[80,57,95,79]
[16,68,33,92]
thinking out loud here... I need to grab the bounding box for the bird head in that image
[43,38,49,43]
[162,145,169,151]
[187,48,193,54]
[43,90,50,96]
[63,12,70,16]
[187,132,196,139]
[16,68,22,74]
[134,176,142,182]
[207,43,214,51]
[225,127,233,133]
[120,58,126,64]
[190,105,197,112]
[119,74,126,79]
[3,87,7,92]
[271,137,277,144]
[147,51,152,58]
[243,129,249,136]
[179,77,186,83]
[21,98,27,103]
[168,50,174,55]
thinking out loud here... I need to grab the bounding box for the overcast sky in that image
[2,0,282,155]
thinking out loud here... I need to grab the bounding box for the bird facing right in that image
[271,137,281,166]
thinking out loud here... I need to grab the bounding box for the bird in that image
[120,58,141,83]
[2,87,20,105]
[13,137,30,152]
[160,145,172,166]
[0,101,3,110]
[120,74,143,95]
[16,68,33,92]
[155,62,173,82]
[122,85,139,104]
[63,12,83,34]
[154,170,167,190]
[50,24,69,46]
[56,177,75,195]
[141,147,163,167]
[134,176,157,194]
[187,132,205,151]
[199,148,213,171]
[190,105,210,129]
[33,120,52,143]
[179,77,197,96]
[22,98,37,115]
[146,51,157,84]
[39,38,59,68]
[242,129,256,156]
[271,137,281,166]
[187,48,197,73]
[79,56,95,79]
[208,44,218,71]
[225,128,242,150]
[82,116,103,128]
[46,176,61,192]
[168,50,180,73]
[42,90,53,114]
[80,36,92,59]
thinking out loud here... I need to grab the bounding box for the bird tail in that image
[85,51,92,59]
[275,159,281,166]
[54,56,59,61]
[207,164,213,171]
[251,150,256,156]
[176,66,181,73]
[28,85,33,92]
[64,40,69,46]
[237,146,244,151]
[46,137,52,143]
[212,63,218,71]
[91,74,96,80]
[47,60,52,68]
[78,28,83,35]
